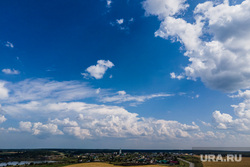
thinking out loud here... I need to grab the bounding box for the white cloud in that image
[19,121,32,132]
[0,79,203,142]
[170,72,184,80]
[19,121,63,136]
[0,115,6,124]
[106,0,112,8]
[143,0,250,92]
[64,127,91,140]
[49,118,78,127]
[2,69,20,75]
[209,90,250,133]
[5,41,14,48]
[201,121,211,127]
[32,122,63,135]
[2,79,97,103]
[100,90,173,104]
[7,127,19,132]
[142,0,189,19]
[96,88,101,94]
[110,18,134,32]
[82,60,114,79]
[4,100,199,140]
[116,19,124,25]
[0,82,9,99]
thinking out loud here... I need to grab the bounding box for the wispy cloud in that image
[110,18,134,32]
[0,78,202,141]
[100,90,173,106]
[5,41,14,48]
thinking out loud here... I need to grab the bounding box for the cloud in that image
[49,118,78,127]
[64,127,91,140]
[82,60,114,79]
[143,0,250,92]
[106,0,112,8]
[0,79,204,142]
[2,69,20,75]
[2,94,199,140]
[19,121,63,136]
[170,72,184,80]
[116,19,124,25]
[208,89,250,133]
[201,121,211,127]
[143,0,189,18]
[19,121,32,132]
[0,82,9,99]
[0,115,6,124]
[2,79,97,103]
[5,41,14,48]
[100,90,173,105]
[110,18,134,31]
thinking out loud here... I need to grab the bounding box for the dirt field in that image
[202,157,250,167]
[65,163,161,167]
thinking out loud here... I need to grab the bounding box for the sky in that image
[1,0,250,149]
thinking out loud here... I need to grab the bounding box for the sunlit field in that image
[202,157,250,167]
[65,162,161,167]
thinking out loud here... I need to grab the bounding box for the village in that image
[74,149,180,166]
[0,149,187,166]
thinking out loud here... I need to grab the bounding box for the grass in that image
[202,157,250,167]
[178,161,189,167]
[13,163,75,167]
[65,162,163,167]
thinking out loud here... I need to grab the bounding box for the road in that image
[178,158,195,167]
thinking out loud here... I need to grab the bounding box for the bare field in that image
[65,163,161,167]
[202,157,250,167]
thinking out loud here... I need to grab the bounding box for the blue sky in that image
[1,0,250,149]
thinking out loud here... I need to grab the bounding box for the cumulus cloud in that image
[2,69,20,75]
[19,121,32,132]
[143,0,250,92]
[2,100,200,140]
[143,0,189,18]
[82,60,114,79]
[49,118,78,127]
[170,72,184,80]
[0,79,215,143]
[19,121,63,136]
[100,90,173,105]
[0,115,6,124]
[201,121,211,127]
[210,89,250,133]
[64,127,91,140]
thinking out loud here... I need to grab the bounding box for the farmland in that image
[65,163,161,167]
[202,157,250,167]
